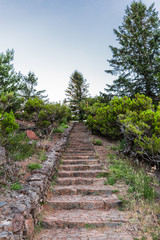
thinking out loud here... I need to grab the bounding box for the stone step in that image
[60,164,102,171]
[56,177,106,186]
[62,155,96,160]
[51,185,114,196]
[65,152,94,155]
[62,160,99,165]
[46,195,121,210]
[35,229,133,240]
[66,148,94,151]
[58,170,107,178]
[42,209,126,229]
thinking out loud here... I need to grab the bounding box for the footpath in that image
[34,122,133,240]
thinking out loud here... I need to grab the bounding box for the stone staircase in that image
[35,122,133,240]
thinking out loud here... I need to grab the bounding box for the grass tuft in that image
[6,132,36,161]
[27,163,42,171]
[11,182,23,191]
[105,156,156,201]
[38,150,47,162]
[92,139,102,146]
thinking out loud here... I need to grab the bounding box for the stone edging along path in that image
[0,123,74,240]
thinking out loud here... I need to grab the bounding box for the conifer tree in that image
[105,1,160,98]
[65,70,89,119]
[0,49,22,95]
[20,71,48,100]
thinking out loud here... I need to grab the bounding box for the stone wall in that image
[0,124,74,240]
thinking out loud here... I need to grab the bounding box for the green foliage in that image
[65,70,89,120]
[20,71,48,100]
[23,98,71,134]
[92,139,102,146]
[24,97,44,118]
[6,132,35,161]
[0,49,23,94]
[85,223,97,229]
[0,110,19,136]
[105,1,160,98]
[38,150,47,162]
[85,94,160,165]
[119,108,160,164]
[105,157,156,201]
[0,91,24,114]
[10,182,23,191]
[27,163,42,171]
[86,93,151,138]
[0,109,19,145]
[53,123,69,133]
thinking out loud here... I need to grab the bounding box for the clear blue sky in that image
[0,0,160,102]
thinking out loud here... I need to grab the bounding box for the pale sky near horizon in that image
[0,0,160,102]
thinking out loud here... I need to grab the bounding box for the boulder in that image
[26,130,38,140]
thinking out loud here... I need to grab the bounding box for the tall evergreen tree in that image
[65,70,89,118]
[105,1,160,98]
[20,71,48,100]
[0,49,22,95]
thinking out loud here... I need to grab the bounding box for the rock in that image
[36,142,42,149]
[0,220,12,231]
[27,174,46,182]
[0,146,6,166]
[28,140,35,145]
[44,144,51,151]
[11,204,26,214]
[26,130,38,140]
[0,202,7,208]
[0,231,14,240]
[12,214,24,233]
[24,215,34,240]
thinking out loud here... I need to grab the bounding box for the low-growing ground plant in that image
[92,139,102,146]
[53,123,69,133]
[105,154,156,201]
[10,182,23,191]
[27,163,42,171]
[38,150,47,162]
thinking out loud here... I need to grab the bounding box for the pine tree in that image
[0,49,22,95]
[20,71,48,100]
[65,70,89,119]
[105,1,160,98]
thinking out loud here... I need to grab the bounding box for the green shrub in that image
[0,110,19,136]
[85,94,160,166]
[85,94,153,139]
[24,97,44,116]
[24,98,71,135]
[6,132,35,161]
[27,163,42,171]
[119,108,160,165]
[53,123,69,133]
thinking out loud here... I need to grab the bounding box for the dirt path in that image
[34,122,133,240]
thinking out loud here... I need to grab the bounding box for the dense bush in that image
[85,94,160,167]
[0,110,19,145]
[119,109,160,166]
[85,94,153,138]
[23,97,72,134]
